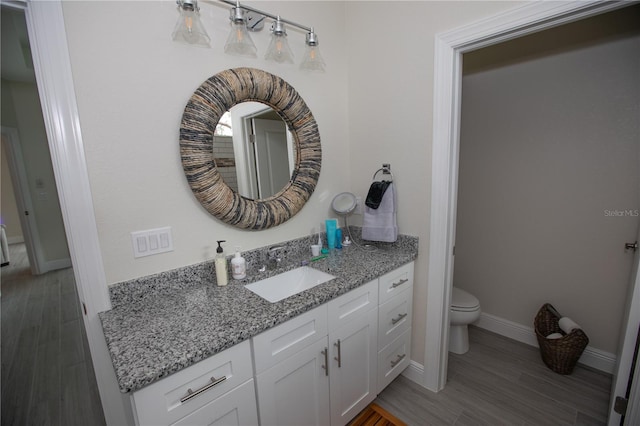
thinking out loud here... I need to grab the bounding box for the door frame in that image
[1,126,43,275]
[425,0,632,413]
[6,0,132,424]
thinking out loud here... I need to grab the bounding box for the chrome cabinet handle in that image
[180,376,227,404]
[334,339,342,368]
[391,313,408,325]
[390,354,406,368]
[322,348,329,376]
[391,278,409,289]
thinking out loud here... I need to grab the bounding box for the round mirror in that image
[332,192,357,215]
[180,68,321,230]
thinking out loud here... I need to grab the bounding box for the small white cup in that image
[311,244,321,256]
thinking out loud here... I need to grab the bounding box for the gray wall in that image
[1,79,70,263]
[455,7,640,354]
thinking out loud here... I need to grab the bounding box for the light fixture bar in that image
[218,0,311,33]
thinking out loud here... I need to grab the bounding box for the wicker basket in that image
[534,303,589,375]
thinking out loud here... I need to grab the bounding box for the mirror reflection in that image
[213,102,295,200]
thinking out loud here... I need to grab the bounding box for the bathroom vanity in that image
[100,235,417,426]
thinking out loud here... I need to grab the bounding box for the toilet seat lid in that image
[451,287,479,310]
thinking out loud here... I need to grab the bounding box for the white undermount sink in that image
[245,266,336,303]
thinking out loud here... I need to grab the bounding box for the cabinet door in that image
[253,304,328,374]
[329,308,378,426]
[328,279,378,331]
[171,379,258,426]
[256,337,330,426]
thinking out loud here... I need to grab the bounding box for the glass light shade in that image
[300,44,325,72]
[264,33,294,64]
[224,21,257,57]
[172,7,210,47]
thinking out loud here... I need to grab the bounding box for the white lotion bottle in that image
[215,240,228,286]
[231,247,246,280]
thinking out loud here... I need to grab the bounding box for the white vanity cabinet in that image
[327,280,378,426]
[127,262,414,426]
[131,340,258,426]
[253,305,330,426]
[376,263,414,393]
[254,280,378,426]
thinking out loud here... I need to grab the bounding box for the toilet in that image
[449,287,481,354]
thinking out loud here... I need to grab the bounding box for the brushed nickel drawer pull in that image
[390,354,406,368]
[391,313,408,325]
[334,339,342,368]
[391,278,408,289]
[322,348,329,376]
[180,376,227,404]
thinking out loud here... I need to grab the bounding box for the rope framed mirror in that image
[180,68,321,230]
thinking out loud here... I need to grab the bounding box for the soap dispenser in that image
[215,240,228,286]
[231,247,246,280]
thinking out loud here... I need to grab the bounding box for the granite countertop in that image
[99,234,418,393]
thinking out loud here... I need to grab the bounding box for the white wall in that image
[62,1,349,285]
[455,8,640,354]
[345,1,521,366]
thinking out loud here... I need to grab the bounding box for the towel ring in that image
[372,163,394,182]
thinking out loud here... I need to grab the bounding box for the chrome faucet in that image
[267,246,285,270]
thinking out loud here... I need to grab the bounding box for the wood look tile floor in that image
[375,326,612,426]
[1,244,105,426]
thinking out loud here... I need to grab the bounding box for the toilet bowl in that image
[449,287,481,354]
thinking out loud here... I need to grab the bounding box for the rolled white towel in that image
[559,317,581,334]
[546,333,564,339]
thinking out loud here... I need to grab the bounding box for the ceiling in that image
[1,6,36,83]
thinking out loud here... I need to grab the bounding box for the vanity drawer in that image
[328,279,378,331]
[171,379,258,426]
[132,340,253,426]
[252,304,328,374]
[378,285,413,349]
[378,262,414,304]
[377,328,411,394]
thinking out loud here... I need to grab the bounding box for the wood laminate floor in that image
[1,243,105,426]
[375,326,612,426]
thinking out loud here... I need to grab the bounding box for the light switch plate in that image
[131,227,173,258]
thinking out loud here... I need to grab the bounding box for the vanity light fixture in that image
[173,0,325,72]
[172,0,211,48]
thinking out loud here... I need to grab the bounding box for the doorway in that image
[426,2,640,425]
[454,6,640,370]
[1,6,71,275]
[1,5,105,424]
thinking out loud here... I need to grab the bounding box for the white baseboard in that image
[44,257,72,272]
[7,236,24,244]
[402,360,425,385]
[476,312,616,374]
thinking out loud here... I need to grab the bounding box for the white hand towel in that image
[362,183,397,243]
[546,333,563,339]
[558,317,581,334]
